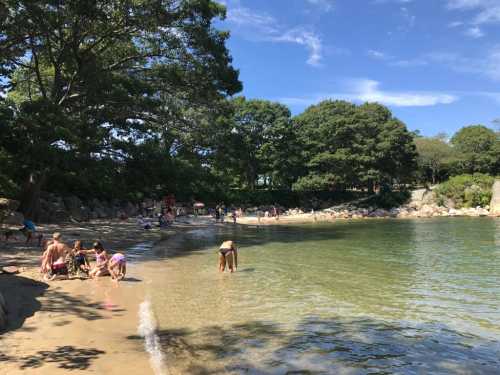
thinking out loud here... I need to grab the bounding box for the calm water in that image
[139,218,500,374]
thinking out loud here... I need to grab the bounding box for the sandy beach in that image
[0,220,164,375]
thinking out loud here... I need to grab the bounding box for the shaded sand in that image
[0,219,162,375]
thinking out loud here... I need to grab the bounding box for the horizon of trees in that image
[0,1,499,220]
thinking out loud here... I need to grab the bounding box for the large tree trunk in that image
[19,172,46,221]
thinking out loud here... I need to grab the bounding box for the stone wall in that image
[37,193,141,223]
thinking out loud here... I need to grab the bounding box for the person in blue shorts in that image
[19,219,42,245]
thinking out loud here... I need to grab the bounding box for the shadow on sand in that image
[0,274,48,333]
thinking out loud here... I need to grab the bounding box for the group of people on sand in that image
[40,233,126,282]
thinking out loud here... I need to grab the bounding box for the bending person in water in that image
[218,240,238,272]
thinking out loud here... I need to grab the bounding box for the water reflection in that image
[140,317,500,374]
[140,218,500,374]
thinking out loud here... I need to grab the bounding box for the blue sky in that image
[218,0,500,136]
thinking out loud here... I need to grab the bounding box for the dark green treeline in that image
[0,1,499,218]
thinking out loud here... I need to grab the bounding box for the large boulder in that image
[0,198,20,224]
[3,211,24,225]
[63,196,87,221]
[489,180,500,216]
[408,189,435,209]
[0,198,19,212]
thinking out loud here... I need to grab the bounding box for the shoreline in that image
[1,215,498,374]
[233,211,498,226]
[0,219,166,375]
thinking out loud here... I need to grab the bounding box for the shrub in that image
[434,174,494,208]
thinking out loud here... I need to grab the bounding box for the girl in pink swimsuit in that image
[87,241,110,278]
[108,252,126,281]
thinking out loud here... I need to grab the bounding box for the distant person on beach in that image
[108,252,127,281]
[19,219,43,245]
[218,240,238,272]
[231,208,237,224]
[137,215,152,230]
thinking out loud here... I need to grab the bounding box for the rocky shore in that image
[282,184,500,220]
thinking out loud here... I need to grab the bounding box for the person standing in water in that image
[218,240,238,272]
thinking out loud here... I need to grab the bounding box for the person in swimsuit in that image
[72,240,91,275]
[85,241,110,278]
[42,233,72,281]
[108,252,127,281]
[218,240,238,272]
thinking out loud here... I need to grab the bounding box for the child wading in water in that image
[108,252,127,281]
[218,240,238,272]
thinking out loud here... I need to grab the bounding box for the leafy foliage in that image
[450,125,499,175]
[435,174,495,208]
[414,136,455,184]
[293,101,417,192]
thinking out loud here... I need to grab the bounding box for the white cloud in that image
[279,79,458,108]
[367,49,390,60]
[345,79,457,106]
[305,0,335,12]
[223,1,324,66]
[447,0,500,24]
[274,28,323,66]
[426,47,500,80]
[464,26,485,37]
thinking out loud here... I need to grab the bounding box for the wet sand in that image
[0,220,161,374]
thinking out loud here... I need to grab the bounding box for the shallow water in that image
[140,218,500,374]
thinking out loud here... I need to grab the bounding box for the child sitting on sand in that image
[108,252,127,281]
[71,240,91,276]
[84,241,110,278]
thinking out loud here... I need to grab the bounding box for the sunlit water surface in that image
[139,218,500,374]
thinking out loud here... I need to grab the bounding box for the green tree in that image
[0,0,241,217]
[293,100,417,192]
[214,97,295,191]
[414,136,454,184]
[450,125,500,175]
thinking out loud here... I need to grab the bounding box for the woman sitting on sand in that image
[108,252,127,281]
[84,241,110,278]
[218,240,238,273]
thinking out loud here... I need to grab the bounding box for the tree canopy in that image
[0,0,241,217]
[293,100,417,192]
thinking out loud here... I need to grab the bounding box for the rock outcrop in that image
[490,180,500,216]
[0,198,21,225]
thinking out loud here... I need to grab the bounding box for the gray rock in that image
[490,180,500,216]
[4,211,24,225]
[0,198,19,212]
